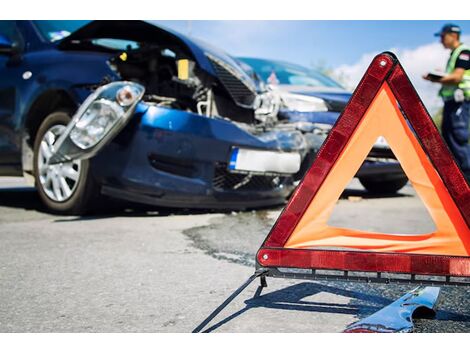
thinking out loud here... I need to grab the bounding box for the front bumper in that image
[90,103,301,209]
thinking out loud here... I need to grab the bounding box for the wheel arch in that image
[24,89,77,146]
[22,89,78,181]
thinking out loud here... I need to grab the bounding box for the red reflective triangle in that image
[257,52,470,277]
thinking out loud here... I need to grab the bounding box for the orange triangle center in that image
[284,84,470,256]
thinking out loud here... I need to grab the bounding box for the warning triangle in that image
[257,52,470,278]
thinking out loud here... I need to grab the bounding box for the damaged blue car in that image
[238,57,408,194]
[0,21,307,214]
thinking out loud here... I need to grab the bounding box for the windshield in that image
[33,21,140,50]
[239,57,343,88]
[34,20,91,42]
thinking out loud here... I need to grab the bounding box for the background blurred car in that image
[0,21,307,214]
[238,57,409,194]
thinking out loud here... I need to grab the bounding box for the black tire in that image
[359,176,408,194]
[33,111,100,215]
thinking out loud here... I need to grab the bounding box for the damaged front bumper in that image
[91,104,306,209]
[45,81,308,208]
[50,86,309,208]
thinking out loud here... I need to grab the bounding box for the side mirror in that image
[0,34,16,55]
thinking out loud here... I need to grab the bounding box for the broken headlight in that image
[70,83,144,149]
[70,99,123,149]
[48,81,145,164]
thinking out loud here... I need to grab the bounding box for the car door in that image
[0,20,23,175]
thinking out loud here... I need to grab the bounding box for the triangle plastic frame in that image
[256,52,470,282]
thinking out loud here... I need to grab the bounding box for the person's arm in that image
[439,68,465,85]
[423,49,470,84]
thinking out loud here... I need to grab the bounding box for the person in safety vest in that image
[424,23,470,181]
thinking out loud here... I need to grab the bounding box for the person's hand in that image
[422,74,441,83]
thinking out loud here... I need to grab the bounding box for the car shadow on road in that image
[0,187,48,212]
[339,187,412,200]
[53,206,222,222]
[0,186,229,219]
[0,184,411,221]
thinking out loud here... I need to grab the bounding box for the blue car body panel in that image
[91,104,294,208]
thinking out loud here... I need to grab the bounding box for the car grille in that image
[213,163,291,191]
[207,55,256,107]
[148,153,197,178]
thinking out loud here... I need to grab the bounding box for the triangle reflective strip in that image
[257,52,470,277]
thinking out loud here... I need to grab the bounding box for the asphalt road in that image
[0,177,469,332]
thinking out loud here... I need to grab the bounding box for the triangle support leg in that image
[192,269,268,333]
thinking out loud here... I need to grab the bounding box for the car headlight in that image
[281,93,328,112]
[48,81,145,164]
[69,82,145,150]
[70,99,123,149]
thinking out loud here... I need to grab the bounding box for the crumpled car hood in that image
[58,20,254,87]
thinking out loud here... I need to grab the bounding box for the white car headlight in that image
[281,93,328,112]
[70,99,123,149]
[69,82,145,150]
[48,81,145,164]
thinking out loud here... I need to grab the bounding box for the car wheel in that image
[33,111,100,214]
[358,176,408,194]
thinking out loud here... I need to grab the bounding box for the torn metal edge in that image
[344,286,441,333]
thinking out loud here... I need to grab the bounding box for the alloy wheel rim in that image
[37,125,82,202]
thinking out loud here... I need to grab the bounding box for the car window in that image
[239,57,343,89]
[33,21,141,51]
[0,20,21,42]
[33,20,90,42]
[90,38,140,51]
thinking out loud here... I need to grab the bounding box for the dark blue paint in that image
[142,106,261,146]
[229,148,239,170]
[91,105,294,208]
[0,34,12,49]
